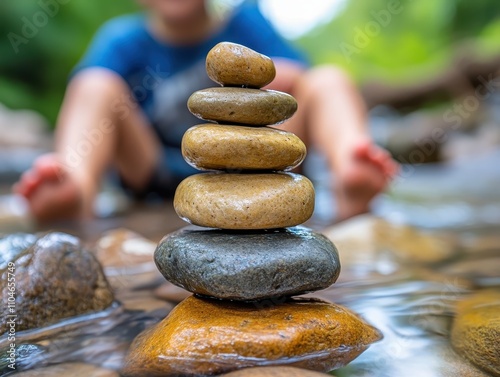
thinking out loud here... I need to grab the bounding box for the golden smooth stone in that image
[182,124,306,171]
[187,88,297,126]
[206,42,276,88]
[451,290,500,376]
[173,172,314,230]
[122,296,382,376]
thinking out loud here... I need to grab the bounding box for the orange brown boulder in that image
[122,296,382,376]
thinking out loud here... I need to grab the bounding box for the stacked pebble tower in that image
[123,42,381,377]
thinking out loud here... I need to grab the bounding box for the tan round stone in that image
[122,296,382,376]
[206,42,276,88]
[222,366,330,376]
[173,172,314,229]
[187,88,297,126]
[451,290,500,376]
[182,124,306,171]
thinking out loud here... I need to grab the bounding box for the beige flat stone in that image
[206,42,276,88]
[182,124,306,171]
[188,88,297,126]
[122,296,382,376]
[173,172,314,229]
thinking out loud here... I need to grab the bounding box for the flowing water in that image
[1,149,499,376]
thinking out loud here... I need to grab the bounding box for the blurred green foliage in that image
[297,0,500,84]
[0,0,140,125]
[0,0,499,125]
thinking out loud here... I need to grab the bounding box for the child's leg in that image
[14,68,162,222]
[271,61,398,220]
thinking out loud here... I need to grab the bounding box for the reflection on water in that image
[0,301,171,375]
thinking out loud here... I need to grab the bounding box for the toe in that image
[17,170,41,198]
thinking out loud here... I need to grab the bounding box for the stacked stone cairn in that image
[123,42,381,377]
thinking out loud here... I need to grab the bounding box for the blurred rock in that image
[95,228,156,270]
[0,232,114,333]
[451,290,500,376]
[323,215,457,272]
[93,228,163,292]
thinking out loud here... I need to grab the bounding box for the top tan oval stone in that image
[206,42,276,88]
[122,296,382,376]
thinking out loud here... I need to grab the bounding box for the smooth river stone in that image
[0,233,113,334]
[206,42,276,88]
[182,124,306,171]
[122,296,382,377]
[451,290,500,376]
[174,172,314,230]
[187,88,297,126]
[154,226,340,301]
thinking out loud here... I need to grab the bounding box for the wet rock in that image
[182,124,306,171]
[155,226,340,301]
[374,221,457,264]
[0,232,114,334]
[122,296,382,376]
[188,88,297,126]
[222,366,330,376]
[174,173,314,229]
[322,215,457,271]
[206,42,276,88]
[15,362,119,377]
[94,228,157,270]
[451,290,500,376]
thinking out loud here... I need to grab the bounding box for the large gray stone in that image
[154,226,340,301]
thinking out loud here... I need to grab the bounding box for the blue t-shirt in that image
[75,2,308,150]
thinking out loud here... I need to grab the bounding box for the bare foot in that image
[13,154,85,223]
[335,139,398,220]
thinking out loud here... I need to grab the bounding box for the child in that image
[14,0,397,223]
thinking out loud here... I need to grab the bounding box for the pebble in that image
[188,88,297,126]
[154,226,340,301]
[174,172,314,229]
[206,42,276,88]
[122,296,382,376]
[182,124,306,171]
